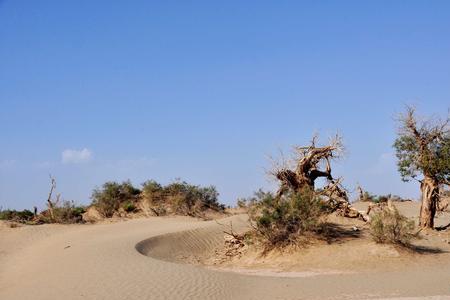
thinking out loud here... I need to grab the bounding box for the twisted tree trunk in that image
[419,176,439,228]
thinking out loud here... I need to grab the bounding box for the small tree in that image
[394,106,450,228]
[46,175,60,221]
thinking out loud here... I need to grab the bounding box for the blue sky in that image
[1,1,449,209]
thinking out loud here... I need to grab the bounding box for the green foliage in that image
[91,181,141,217]
[370,207,415,246]
[141,180,164,204]
[36,201,86,224]
[91,179,224,218]
[249,189,328,248]
[142,180,224,216]
[0,203,85,224]
[394,134,450,183]
[52,201,86,224]
[122,201,137,213]
[0,208,34,223]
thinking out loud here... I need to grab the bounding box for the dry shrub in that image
[370,207,415,245]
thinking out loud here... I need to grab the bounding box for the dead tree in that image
[272,135,366,220]
[273,134,342,196]
[47,175,61,221]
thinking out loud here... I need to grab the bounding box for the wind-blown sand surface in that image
[1,202,450,299]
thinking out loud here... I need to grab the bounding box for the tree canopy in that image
[394,107,450,185]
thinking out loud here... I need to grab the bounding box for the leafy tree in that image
[394,106,450,228]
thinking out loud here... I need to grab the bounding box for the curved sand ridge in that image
[1,213,450,299]
[135,214,248,264]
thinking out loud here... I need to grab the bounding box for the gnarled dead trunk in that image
[271,135,367,221]
[419,176,439,228]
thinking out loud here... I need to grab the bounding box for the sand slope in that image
[1,212,450,300]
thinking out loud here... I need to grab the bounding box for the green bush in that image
[91,181,141,217]
[370,207,415,245]
[122,201,137,213]
[249,188,328,248]
[142,180,164,204]
[53,201,86,223]
[92,179,224,218]
[37,201,86,224]
[142,180,224,217]
[0,208,35,223]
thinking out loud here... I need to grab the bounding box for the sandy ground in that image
[1,202,450,300]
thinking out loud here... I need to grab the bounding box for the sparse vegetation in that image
[248,188,329,248]
[142,180,225,217]
[363,193,391,204]
[0,203,85,225]
[89,179,225,218]
[236,198,247,208]
[236,189,265,209]
[370,207,415,246]
[1,177,226,225]
[122,201,138,213]
[91,181,141,217]
[0,208,34,223]
[239,135,369,250]
[39,201,86,224]
[360,191,376,202]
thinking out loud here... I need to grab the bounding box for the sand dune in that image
[1,210,450,300]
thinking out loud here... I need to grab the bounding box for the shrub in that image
[249,188,328,248]
[92,179,224,218]
[122,201,137,213]
[37,201,86,224]
[142,180,164,204]
[142,180,224,216]
[162,181,224,216]
[53,201,86,223]
[91,181,141,217]
[236,198,247,208]
[370,207,415,245]
[0,208,35,223]
[360,191,376,202]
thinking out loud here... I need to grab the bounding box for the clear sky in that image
[1,1,449,210]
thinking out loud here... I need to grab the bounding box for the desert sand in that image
[1,202,450,300]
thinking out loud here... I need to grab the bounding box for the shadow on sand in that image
[316,222,362,244]
[317,222,447,255]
